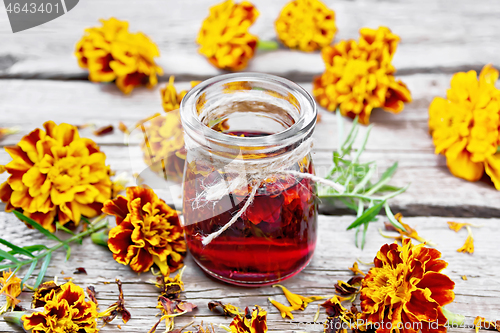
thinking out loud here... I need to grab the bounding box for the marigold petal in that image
[485,154,500,190]
[102,195,130,225]
[404,289,440,322]
[129,248,154,273]
[446,147,484,182]
[416,272,455,306]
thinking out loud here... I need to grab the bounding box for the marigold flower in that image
[32,281,62,308]
[197,0,259,71]
[0,121,112,232]
[313,26,411,124]
[22,281,98,333]
[141,110,186,182]
[75,17,163,94]
[0,270,22,314]
[275,0,336,52]
[429,65,500,189]
[230,305,267,333]
[102,186,186,275]
[360,238,455,333]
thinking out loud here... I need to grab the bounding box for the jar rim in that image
[180,72,317,148]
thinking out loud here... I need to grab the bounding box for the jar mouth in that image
[180,73,317,148]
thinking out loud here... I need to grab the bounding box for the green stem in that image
[257,40,279,51]
[0,220,108,271]
[319,184,409,202]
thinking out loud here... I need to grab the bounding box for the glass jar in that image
[180,73,318,286]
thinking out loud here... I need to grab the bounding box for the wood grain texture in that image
[0,213,495,332]
[0,0,499,79]
[1,77,499,216]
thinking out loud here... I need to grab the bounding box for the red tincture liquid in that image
[183,131,317,286]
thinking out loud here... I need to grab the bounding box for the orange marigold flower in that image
[360,238,455,333]
[275,0,336,52]
[75,17,163,94]
[428,64,500,189]
[102,186,186,275]
[230,305,267,333]
[197,0,259,71]
[0,270,22,314]
[0,121,112,232]
[313,26,411,124]
[209,300,244,317]
[22,281,98,333]
[141,111,186,182]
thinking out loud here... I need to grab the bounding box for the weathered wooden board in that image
[1,0,499,79]
[1,77,500,216]
[0,213,496,332]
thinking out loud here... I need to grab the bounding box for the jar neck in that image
[180,73,317,160]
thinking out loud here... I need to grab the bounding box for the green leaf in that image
[352,165,376,194]
[0,263,19,270]
[384,202,406,232]
[365,162,398,195]
[0,239,35,258]
[257,40,279,51]
[21,260,38,288]
[13,211,63,243]
[34,252,51,289]
[347,200,386,230]
[0,249,19,263]
[22,245,48,253]
[65,245,71,261]
[340,117,359,154]
[376,184,403,193]
[56,222,76,236]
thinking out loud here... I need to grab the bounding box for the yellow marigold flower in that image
[0,121,112,232]
[0,270,22,314]
[313,26,411,124]
[102,186,187,275]
[360,238,455,333]
[429,64,500,189]
[230,305,267,333]
[272,284,323,310]
[447,221,481,232]
[275,0,336,52]
[22,281,98,333]
[197,0,259,71]
[75,17,163,94]
[141,111,186,182]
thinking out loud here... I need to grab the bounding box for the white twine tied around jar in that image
[184,135,345,246]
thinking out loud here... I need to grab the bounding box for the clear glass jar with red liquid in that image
[180,73,318,286]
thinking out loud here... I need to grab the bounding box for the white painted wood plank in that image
[0,213,497,332]
[0,0,499,78]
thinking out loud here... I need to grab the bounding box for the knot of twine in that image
[184,136,345,246]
